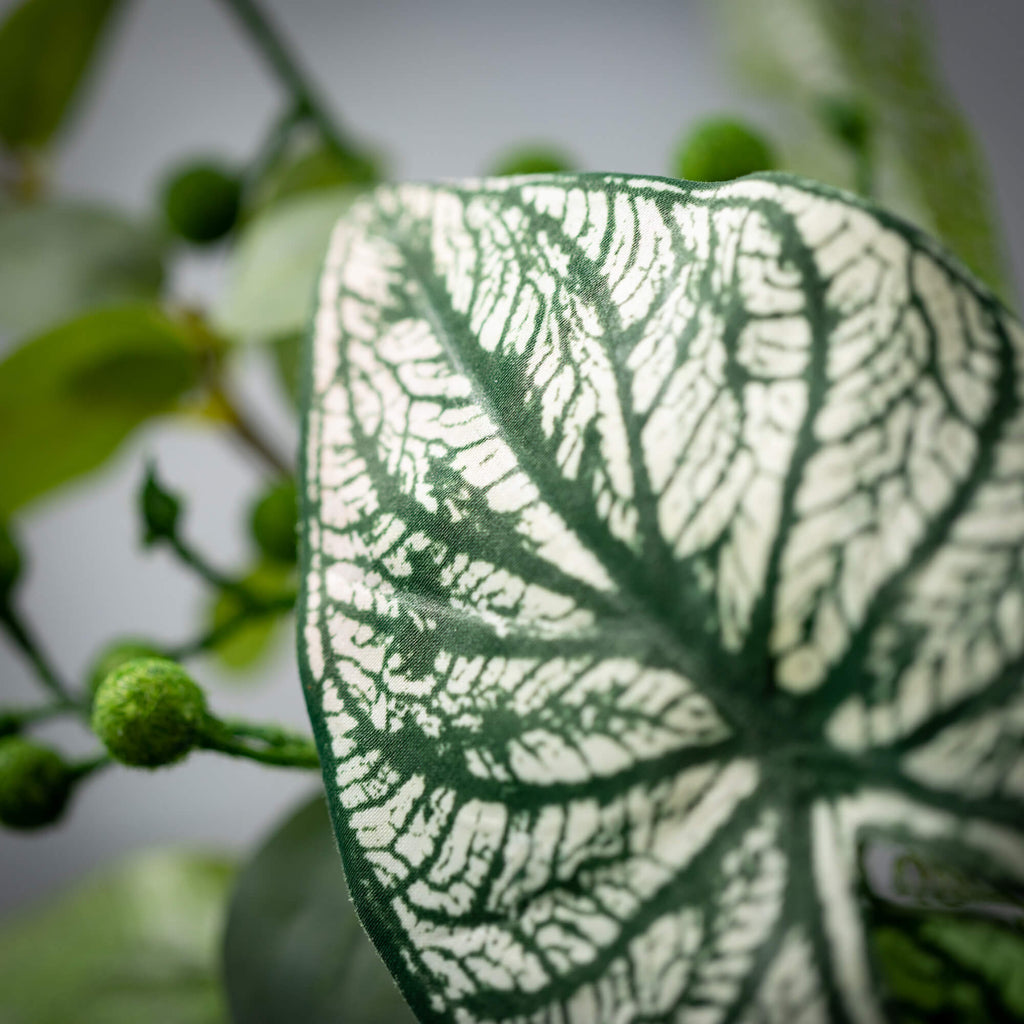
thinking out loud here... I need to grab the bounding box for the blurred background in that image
[1,0,1023,919]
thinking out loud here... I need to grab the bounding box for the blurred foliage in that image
[206,559,295,670]
[489,145,575,176]
[0,305,200,515]
[0,850,234,1024]
[214,187,362,341]
[673,116,776,182]
[223,795,417,1024]
[710,0,1014,304]
[0,0,123,152]
[0,202,165,337]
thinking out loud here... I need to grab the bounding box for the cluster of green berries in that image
[0,644,211,831]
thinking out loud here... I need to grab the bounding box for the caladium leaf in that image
[299,172,1024,1023]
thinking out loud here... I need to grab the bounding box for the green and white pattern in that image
[299,172,1024,1023]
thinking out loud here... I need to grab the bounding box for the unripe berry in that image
[0,737,72,829]
[86,639,165,700]
[162,160,242,245]
[491,146,574,176]
[674,118,776,183]
[91,658,207,768]
[140,465,181,546]
[250,481,298,564]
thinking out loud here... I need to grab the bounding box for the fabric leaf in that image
[300,172,1024,1023]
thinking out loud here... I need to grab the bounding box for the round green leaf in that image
[0,304,199,515]
[223,794,416,1024]
[0,849,234,1024]
[0,202,165,338]
[215,188,362,342]
[0,0,124,149]
[300,172,1024,1022]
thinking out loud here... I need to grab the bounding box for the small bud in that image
[91,658,207,768]
[86,638,165,701]
[0,737,72,829]
[819,96,872,153]
[161,160,242,245]
[250,481,299,564]
[674,117,776,183]
[0,521,22,604]
[140,464,181,546]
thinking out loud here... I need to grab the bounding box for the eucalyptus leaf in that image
[215,188,361,342]
[0,304,199,514]
[0,849,233,1024]
[299,172,1024,1022]
[0,202,165,338]
[0,0,124,150]
[223,794,417,1024]
[709,0,1013,305]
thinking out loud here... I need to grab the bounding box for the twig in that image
[0,605,78,706]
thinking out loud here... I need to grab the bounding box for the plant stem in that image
[0,605,77,705]
[167,592,296,659]
[211,378,294,478]
[200,714,319,769]
[0,699,80,732]
[69,753,111,781]
[216,0,360,160]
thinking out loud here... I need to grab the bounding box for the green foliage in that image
[206,560,295,670]
[250,479,298,564]
[91,657,207,768]
[872,914,1024,1021]
[162,160,243,245]
[270,331,303,408]
[711,0,1014,303]
[489,145,575,176]
[86,637,165,700]
[0,0,123,150]
[674,116,776,181]
[249,139,382,213]
[223,795,416,1024]
[0,850,234,1024]
[139,463,182,546]
[0,202,166,337]
[0,736,72,829]
[214,187,361,341]
[0,305,199,515]
[0,519,22,603]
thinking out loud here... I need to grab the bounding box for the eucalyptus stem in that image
[216,0,360,160]
[0,605,77,705]
[200,714,319,769]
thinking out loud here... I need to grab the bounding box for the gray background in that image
[1,0,1023,917]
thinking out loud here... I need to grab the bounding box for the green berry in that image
[91,658,207,768]
[162,160,242,244]
[250,481,298,564]
[86,639,164,700]
[674,118,776,183]
[0,521,22,603]
[490,146,575,177]
[0,737,72,829]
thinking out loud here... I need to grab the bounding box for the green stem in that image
[216,0,360,160]
[69,753,111,782]
[167,592,296,660]
[0,604,77,705]
[215,379,294,478]
[0,699,80,732]
[199,714,319,770]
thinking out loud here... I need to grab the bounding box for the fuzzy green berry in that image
[91,658,208,768]
[250,481,298,564]
[162,160,242,245]
[674,117,776,182]
[0,737,72,829]
[86,639,164,700]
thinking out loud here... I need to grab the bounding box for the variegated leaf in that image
[299,172,1024,1023]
